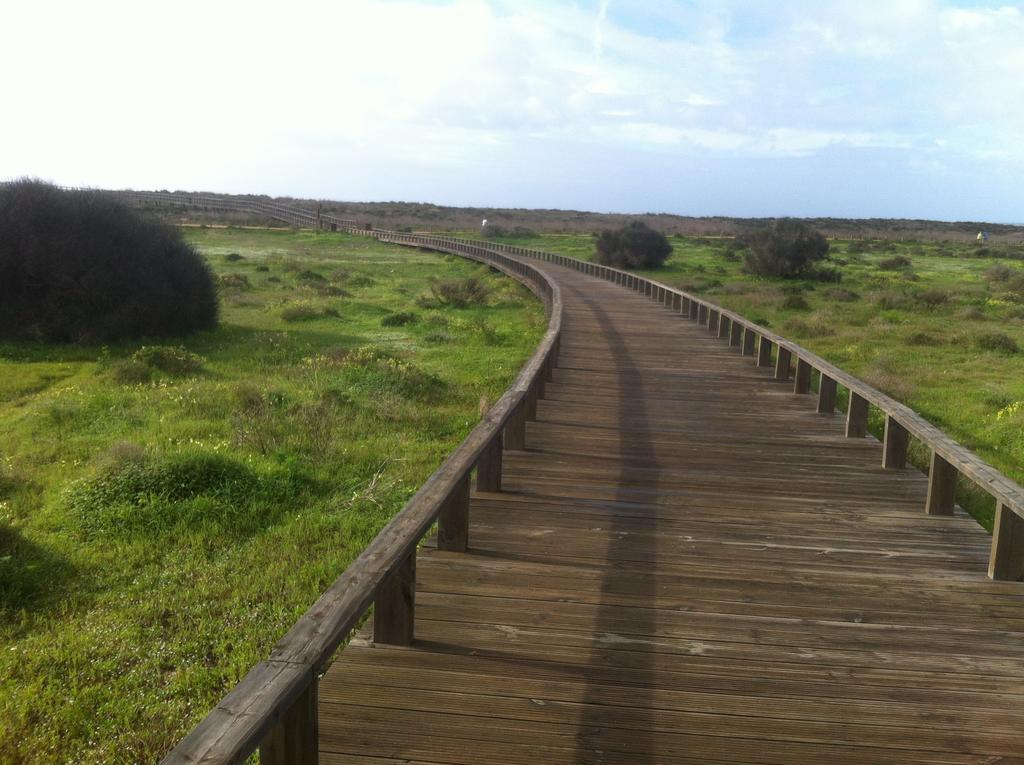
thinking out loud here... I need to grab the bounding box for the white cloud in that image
[1,0,1022,217]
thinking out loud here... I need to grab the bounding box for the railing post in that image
[504,401,527,450]
[846,392,869,437]
[794,359,811,393]
[259,679,319,765]
[925,451,957,516]
[989,504,1024,581]
[686,299,696,319]
[697,304,709,325]
[741,327,756,355]
[673,293,682,312]
[476,433,503,492]
[373,551,416,645]
[438,473,472,552]
[817,374,837,414]
[883,416,909,468]
[774,347,791,380]
[729,321,742,348]
[718,315,730,339]
[757,337,773,367]
[708,309,719,333]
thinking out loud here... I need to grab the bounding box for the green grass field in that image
[475,231,1024,529]
[0,228,544,763]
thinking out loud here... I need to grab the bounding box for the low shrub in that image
[217,273,251,291]
[0,180,218,342]
[977,331,1019,354]
[875,290,913,310]
[823,287,859,302]
[916,289,949,308]
[877,255,912,270]
[255,264,270,272]
[594,222,673,269]
[985,263,1013,282]
[110,359,152,385]
[280,301,336,322]
[957,306,986,321]
[65,451,311,537]
[782,315,835,337]
[423,276,491,308]
[224,253,245,262]
[131,345,205,376]
[297,270,326,283]
[381,311,419,327]
[741,219,830,278]
[904,331,944,347]
[782,294,810,310]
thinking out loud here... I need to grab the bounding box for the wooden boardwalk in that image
[319,260,1024,764]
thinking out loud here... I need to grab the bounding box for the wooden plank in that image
[741,327,756,356]
[775,347,792,381]
[926,451,958,516]
[989,503,1024,581]
[476,433,503,492]
[846,392,869,438]
[794,359,812,394]
[437,474,471,553]
[260,681,318,765]
[373,552,416,646]
[817,374,837,415]
[884,416,909,469]
[729,320,742,348]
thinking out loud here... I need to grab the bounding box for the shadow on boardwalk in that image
[575,293,659,764]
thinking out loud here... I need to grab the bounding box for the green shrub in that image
[782,294,810,310]
[110,359,152,385]
[916,289,949,308]
[977,331,1019,354]
[65,451,311,537]
[593,221,673,269]
[877,255,912,270]
[381,311,419,327]
[875,291,912,310]
[217,273,250,291]
[131,345,205,376]
[255,264,270,272]
[423,277,491,308]
[280,302,333,322]
[297,270,325,283]
[741,219,829,278]
[985,263,1013,282]
[0,180,218,342]
[904,331,944,347]
[823,287,859,302]
[224,253,245,262]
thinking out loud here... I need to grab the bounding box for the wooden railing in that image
[150,195,1023,764]
[159,231,561,765]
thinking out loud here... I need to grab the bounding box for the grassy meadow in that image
[0,228,544,763]
[476,231,1024,529]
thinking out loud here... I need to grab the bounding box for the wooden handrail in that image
[159,230,562,764]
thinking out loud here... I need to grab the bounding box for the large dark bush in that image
[741,219,830,278]
[0,180,218,342]
[594,221,673,269]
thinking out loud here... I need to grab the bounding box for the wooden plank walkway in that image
[319,260,1024,765]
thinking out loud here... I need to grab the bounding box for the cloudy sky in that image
[3,0,1023,221]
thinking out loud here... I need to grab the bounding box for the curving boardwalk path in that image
[318,260,1024,764]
